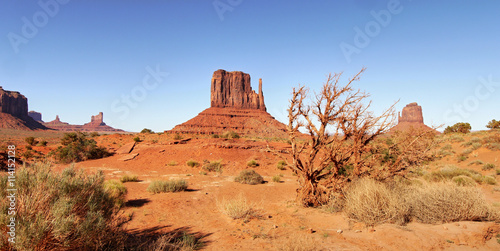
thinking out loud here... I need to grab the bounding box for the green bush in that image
[247,159,259,167]
[483,163,496,170]
[186,159,199,167]
[234,170,264,185]
[147,179,188,194]
[37,140,48,146]
[53,132,111,163]
[444,122,471,134]
[90,132,100,137]
[277,160,287,170]
[24,136,38,146]
[202,160,223,173]
[174,134,183,140]
[140,128,154,134]
[221,131,240,139]
[120,174,139,183]
[0,163,127,250]
[272,175,282,183]
[486,119,500,129]
[104,180,128,207]
[133,136,141,142]
[211,134,220,138]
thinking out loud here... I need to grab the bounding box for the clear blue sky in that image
[1,0,499,132]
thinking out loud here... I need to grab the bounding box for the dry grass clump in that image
[147,179,188,194]
[104,179,128,208]
[234,170,264,185]
[408,182,496,223]
[338,179,500,225]
[120,174,139,183]
[277,233,318,251]
[272,174,282,183]
[343,179,410,226]
[186,159,199,167]
[217,195,259,220]
[423,166,491,184]
[145,231,203,251]
[277,160,287,170]
[247,159,259,167]
[483,163,496,170]
[202,160,223,173]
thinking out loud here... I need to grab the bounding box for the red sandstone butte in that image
[44,112,124,132]
[391,102,436,133]
[170,70,287,138]
[0,86,47,130]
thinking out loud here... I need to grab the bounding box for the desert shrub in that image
[483,163,496,170]
[234,170,264,185]
[457,155,468,162]
[444,122,471,134]
[272,175,282,183]
[485,143,500,151]
[483,176,497,185]
[145,231,203,251]
[53,132,111,163]
[202,160,223,173]
[470,142,482,150]
[24,136,38,146]
[90,132,100,137]
[221,131,240,139]
[104,180,128,208]
[452,175,476,186]
[147,179,187,194]
[496,169,500,175]
[277,233,317,251]
[441,144,453,150]
[461,148,473,156]
[447,134,465,143]
[133,136,141,142]
[408,182,495,223]
[140,128,154,134]
[246,159,259,167]
[343,179,410,226]
[199,171,207,175]
[277,160,287,170]
[0,163,127,250]
[487,119,500,129]
[174,134,183,140]
[217,195,259,220]
[120,174,139,183]
[37,140,48,146]
[211,134,220,138]
[168,161,178,166]
[186,159,199,167]
[468,160,484,166]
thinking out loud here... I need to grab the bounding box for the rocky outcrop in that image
[0,86,28,118]
[391,102,436,133]
[398,102,424,124]
[28,111,43,122]
[210,70,266,111]
[170,69,287,138]
[0,86,47,130]
[44,113,123,132]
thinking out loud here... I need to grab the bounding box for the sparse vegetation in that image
[234,170,264,185]
[468,160,484,166]
[53,131,111,163]
[423,166,496,185]
[168,161,178,166]
[133,136,141,142]
[272,175,282,183]
[202,160,223,173]
[186,159,199,167]
[277,160,287,170]
[24,136,38,146]
[221,131,240,139]
[247,159,259,167]
[140,128,154,134]
[486,119,500,130]
[37,140,48,146]
[174,133,183,140]
[104,179,128,207]
[120,174,139,183]
[483,163,496,170]
[0,163,127,250]
[90,131,100,137]
[444,122,471,134]
[147,179,188,194]
[217,195,259,220]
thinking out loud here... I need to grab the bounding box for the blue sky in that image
[1,0,499,132]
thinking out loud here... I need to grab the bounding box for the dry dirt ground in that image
[2,130,500,250]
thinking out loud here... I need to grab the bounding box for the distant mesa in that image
[28,111,43,123]
[169,69,287,138]
[390,102,436,133]
[0,86,47,130]
[43,112,124,132]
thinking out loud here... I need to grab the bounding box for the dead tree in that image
[287,68,398,207]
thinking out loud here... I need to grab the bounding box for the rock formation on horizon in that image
[211,69,266,111]
[391,102,435,133]
[28,111,43,122]
[170,69,286,138]
[44,112,123,132]
[0,86,47,130]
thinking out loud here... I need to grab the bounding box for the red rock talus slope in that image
[390,102,436,133]
[0,86,47,130]
[170,69,287,138]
